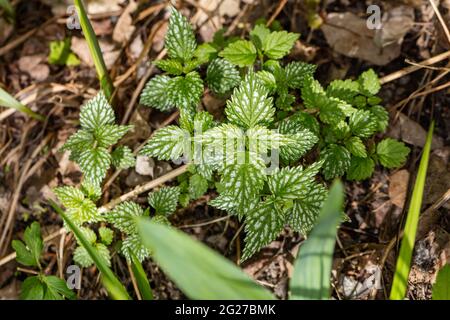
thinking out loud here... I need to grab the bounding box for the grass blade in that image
[0,0,14,20]
[73,0,115,102]
[0,87,44,121]
[130,252,153,300]
[136,218,275,300]
[49,200,130,300]
[390,121,435,300]
[290,180,344,300]
[432,264,450,300]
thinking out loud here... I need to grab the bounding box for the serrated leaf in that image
[193,111,215,133]
[54,186,101,225]
[206,58,241,95]
[209,192,239,216]
[12,222,43,267]
[140,125,190,161]
[287,183,328,234]
[219,40,257,67]
[290,112,321,136]
[250,24,270,50]
[94,124,132,148]
[318,97,346,125]
[61,129,94,158]
[140,75,174,111]
[111,146,135,169]
[347,156,375,181]
[154,59,184,75]
[77,147,111,186]
[256,70,277,94]
[268,162,322,200]
[278,119,318,162]
[358,69,380,96]
[108,201,145,235]
[226,72,275,129]
[74,243,111,268]
[349,109,378,138]
[344,136,367,158]
[220,162,265,215]
[326,79,360,103]
[20,276,45,300]
[242,198,285,261]
[188,174,208,200]
[262,31,299,59]
[121,233,151,262]
[376,138,410,169]
[80,180,102,201]
[301,76,326,109]
[285,61,317,89]
[246,126,293,155]
[323,121,351,143]
[320,144,351,180]
[148,187,180,216]
[43,276,76,300]
[165,9,197,61]
[194,42,218,63]
[167,71,203,109]
[79,92,115,131]
[370,105,389,132]
[99,227,114,245]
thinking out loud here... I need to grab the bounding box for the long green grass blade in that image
[290,180,344,300]
[0,87,44,121]
[73,0,115,101]
[130,252,153,300]
[0,0,14,20]
[390,121,435,300]
[49,200,131,300]
[136,218,275,300]
[432,264,450,300]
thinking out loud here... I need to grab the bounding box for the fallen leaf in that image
[135,155,155,177]
[71,37,120,69]
[113,0,137,44]
[87,0,126,15]
[389,169,410,208]
[18,55,50,81]
[321,7,414,65]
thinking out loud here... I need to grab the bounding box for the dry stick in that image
[266,0,288,27]
[0,164,189,266]
[379,50,450,84]
[428,0,450,45]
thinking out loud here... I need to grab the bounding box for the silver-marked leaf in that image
[320,144,351,180]
[140,126,190,161]
[111,146,135,169]
[344,136,367,158]
[121,233,151,262]
[148,187,180,216]
[349,109,378,138]
[77,147,111,186]
[140,75,174,111]
[165,9,197,61]
[167,71,203,109]
[80,92,115,131]
[206,58,241,95]
[107,201,145,235]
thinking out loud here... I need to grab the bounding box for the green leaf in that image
[94,124,131,148]
[320,144,351,180]
[358,69,381,96]
[50,200,130,300]
[220,162,266,215]
[148,187,180,216]
[225,72,274,129]
[61,129,94,159]
[74,243,111,268]
[136,218,275,299]
[140,125,190,161]
[194,43,218,63]
[290,112,321,136]
[167,71,203,109]
[246,125,293,154]
[42,275,76,300]
[287,183,328,235]
[12,222,43,268]
[0,87,44,121]
[262,31,299,59]
[347,156,375,181]
[242,198,285,261]
[206,58,241,95]
[80,180,102,201]
[77,147,111,186]
[219,40,257,67]
[140,75,174,111]
[54,186,102,225]
[370,105,389,132]
[48,38,80,67]
[349,109,378,138]
[188,173,209,200]
[20,276,45,300]
[432,264,450,300]
[344,136,367,158]
[256,70,277,94]
[318,97,346,125]
[301,76,325,109]
[376,138,410,169]
[121,233,151,262]
[250,24,270,50]
[278,118,318,162]
[130,251,153,300]
[165,8,197,61]
[390,122,434,300]
[154,59,184,75]
[111,146,135,169]
[99,227,114,245]
[79,92,115,131]
[108,201,145,235]
[326,79,360,103]
[290,181,344,300]
[285,61,316,89]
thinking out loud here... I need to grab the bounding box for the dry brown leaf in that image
[113,0,137,44]
[17,55,50,82]
[71,37,120,69]
[389,169,410,209]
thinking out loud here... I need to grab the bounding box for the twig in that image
[266,0,288,27]
[428,0,450,45]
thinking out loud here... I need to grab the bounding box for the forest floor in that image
[0,0,449,300]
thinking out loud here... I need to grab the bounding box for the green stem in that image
[74,0,115,104]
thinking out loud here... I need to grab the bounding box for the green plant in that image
[48,38,80,67]
[0,87,44,121]
[51,8,413,299]
[12,222,75,300]
[390,121,434,300]
[432,264,450,300]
